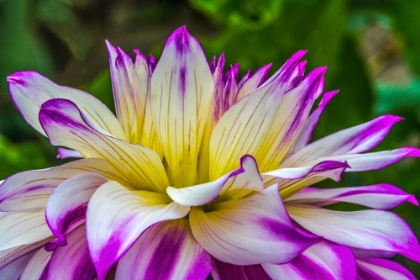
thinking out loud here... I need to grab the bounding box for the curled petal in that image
[45,173,107,246]
[150,26,215,188]
[190,184,321,265]
[288,205,420,262]
[286,184,418,209]
[7,71,125,139]
[211,260,271,280]
[167,155,263,206]
[39,98,169,192]
[45,225,95,280]
[263,241,356,280]
[20,248,52,280]
[356,258,416,280]
[0,158,122,212]
[283,115,404,167]
[116,219,212,280]
[86,181,190,280]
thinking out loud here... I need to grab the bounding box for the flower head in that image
[1,26,419,279]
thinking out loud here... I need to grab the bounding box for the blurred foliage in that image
[0,0,420,276]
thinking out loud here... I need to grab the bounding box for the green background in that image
[0,0,419,276]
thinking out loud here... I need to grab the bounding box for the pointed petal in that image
[190,184,321,265]
[290,90,338,154]
[236,64,272,102]
[263,160,349,199]
[0,251,35,280]
[311,147,420,172]
[86,181,190,280]
[0,211,52,250]
[211,260,271,280]
[237,69,252,90]
[263,241,356,280]
[115,219,211,280]
[106,41,142,142]
[0,158,122,212]
[213,65,238,121]
[167,155,263,206]
[39,98,169,192]
[283,115,404,167]
[288,205,420,262]
[20,249,52,280]
[150,26,215,187]
[7,71,125,139]
[45,173,107,246]
[209,60,324,179]
[45,225,95,280]
[286,184,418,209]
[356,258,416,280]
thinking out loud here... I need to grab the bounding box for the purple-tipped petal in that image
[56,148,83,159]
[356,258,416,280]
[39,98,168,192]
[190,184,321,265]
[209,53,321,179]
[212,53,226,123]
[0,212,52,250]
[115,219,212,280]
[286,184,418,209]
[236,64,272,101]
[0,158,123,212]
[7,71,125,139]
[148,54,156,74]
[211,260,271,280]
[20,248,51,280]
[150,26,215,187]
[290,90,339,154]
[167,155,263,206]
[45,173,107,246]
[288,205,420,263]
[263,241,356,280]
[237,69,252,89]
[106,41,143,142]
[86,181,190,280]
[210,56,217,73]
[45,225,95,280]
[283,115,404,167]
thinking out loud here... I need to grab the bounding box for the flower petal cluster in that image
[1,26,419,279]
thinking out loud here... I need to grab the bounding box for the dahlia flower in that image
[1,26,419,279]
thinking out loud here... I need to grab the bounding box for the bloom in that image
[1,26,419,279]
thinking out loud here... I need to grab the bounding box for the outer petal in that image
[0,239,51,270]
[86,181,190,280]
[45,173,107,246]
[356,258,416,280]
[7,71,125,139]
[115,219,212,280]
[263,160,349,199]
[0,251,35,280]
[286,184,418,209]
[288,205,420,262]
[20,249,52,280]
[39,98,169,192]
[289,90,338,154]
[211,260,271,280]
[0,158,123,212]
[45,225,95,280]
[210,57,325,179]
[283,115,403,167]
[263,241,356,280]
[236,64,272,102]
[167,155,263,206]
[189,184,321,265]
[150,26,215,187]
[0,211,52,250]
